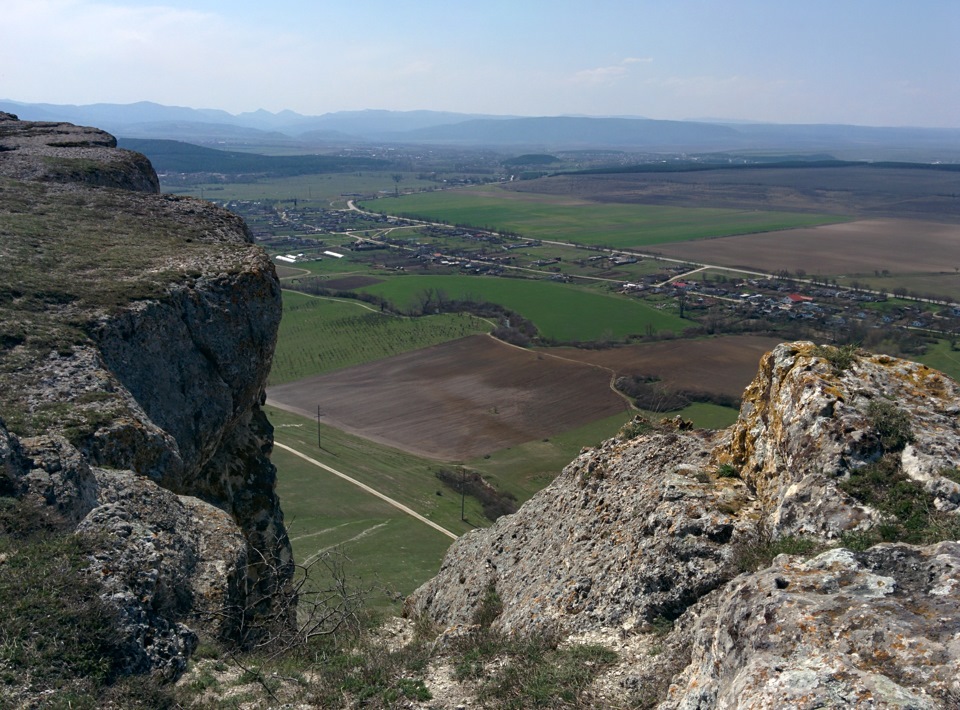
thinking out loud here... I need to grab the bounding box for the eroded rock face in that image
[0,113,159,192]
[725,341,960,535]
[665,543,960,708]
[407,426,750,635]
[408,343,960,707]
[0,118,291,675]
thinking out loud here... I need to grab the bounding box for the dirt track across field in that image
[267,334,628,460]
[267,334,785,461]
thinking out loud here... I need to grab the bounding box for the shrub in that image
[866,399,913,453]
[716,463,740,479]
[813,343,860,374]
[435,469,518,521]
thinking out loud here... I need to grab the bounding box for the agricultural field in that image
[270,290,491,384]
[655,219,960,285]
[267,334,631,461]
[543,334,783,400]
[374,187,846,248]
[916,339,960,383]
[202,161,960,595]
[505,166,960,222]
[357,273,691,341]
[267,406,475,610]
[164,172,441,207]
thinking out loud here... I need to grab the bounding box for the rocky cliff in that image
[408,342,960,707]
[0,115,291,683]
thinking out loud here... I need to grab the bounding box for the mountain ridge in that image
[5,99,959,158]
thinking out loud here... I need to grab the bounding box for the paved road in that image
[273,441,459,541]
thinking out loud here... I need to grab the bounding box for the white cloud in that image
[569,56,653,85]
[570,65,627,84]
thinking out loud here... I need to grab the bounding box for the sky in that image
[3,0,959,127]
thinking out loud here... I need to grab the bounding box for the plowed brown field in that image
[543,335,783,398]
[267,334,627,460]
[655,219,960,276]
[268,334,784,460]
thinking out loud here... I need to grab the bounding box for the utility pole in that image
[460,467,466,521]
[317,405,322,449]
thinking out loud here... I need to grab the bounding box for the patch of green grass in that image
[941,468,960,485]
[465,411,634,501]
[270,290,490,383]
[866,399,914,453]
[0,500,159,706]
[359,273,691,341]
[839,454,960,546]
[732,532,821,574]
[450,625,618,709]
[716,463,740,478]
[374,187,844,249]
[916,339,960,384]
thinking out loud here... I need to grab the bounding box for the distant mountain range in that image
[3,99,959,160]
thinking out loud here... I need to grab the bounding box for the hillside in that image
[117,137,389,175]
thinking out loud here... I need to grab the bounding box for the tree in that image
[391,173,404,196]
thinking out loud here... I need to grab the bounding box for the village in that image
[219,198,960,353]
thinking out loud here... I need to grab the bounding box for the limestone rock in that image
[407,427,750,635]
[0,118,291,676]
[725,342,960,535]
[664,543,960,708]
[0,115,159,192]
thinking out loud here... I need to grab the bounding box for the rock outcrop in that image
[0,116,291,679]
[408,342,960,707]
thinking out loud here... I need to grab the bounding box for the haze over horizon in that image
[3,0,959,129]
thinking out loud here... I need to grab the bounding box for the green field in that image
[165,172,441,207]
[271,290,491,383]
[269,405,479,609]
[370,187,845,248]
[917,339,960,382]
[359,274,691,341]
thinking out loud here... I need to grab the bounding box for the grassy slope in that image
[360,274,691,341]
[374,188,844,248]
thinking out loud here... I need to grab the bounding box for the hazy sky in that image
[4,0,959,127]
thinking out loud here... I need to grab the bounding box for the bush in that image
[839,454,960,545]
[812,343,860,374]
[866,399,913,453]
[451,624,617,708]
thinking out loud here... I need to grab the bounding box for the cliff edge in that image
[407,342,960,707]
[0,114,291,692]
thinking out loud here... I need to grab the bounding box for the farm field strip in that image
[358,274,690,342]
[270,290,491,384]
[655,219,960,282]
[374,187,846,248]
[268,334,631,461]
